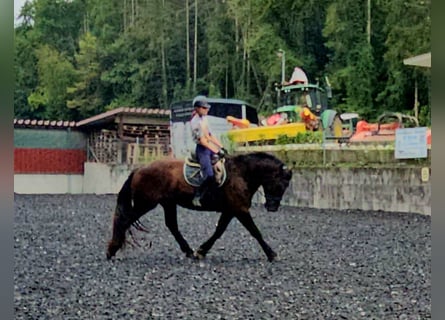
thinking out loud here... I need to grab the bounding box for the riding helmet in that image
[193,95,211,109]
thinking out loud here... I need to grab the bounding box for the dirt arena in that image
[14,194,431,319]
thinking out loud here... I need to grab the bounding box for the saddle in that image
[183,152,227,187]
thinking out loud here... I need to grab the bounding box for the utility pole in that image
[193,0,198,93]
[414,78,419,120]
[367,0,371,44]
[277,49,285,84]
[185,0,190,94]
[276,49,285,105]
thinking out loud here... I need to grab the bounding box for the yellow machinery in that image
[226,78,340,144]
[227,122,306,143]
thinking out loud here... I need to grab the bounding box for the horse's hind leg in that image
[194,212,233,259]
[162,204,194,257]
[235,212,277,262]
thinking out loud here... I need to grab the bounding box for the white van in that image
[170,98,259,158]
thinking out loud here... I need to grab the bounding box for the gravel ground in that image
[14,194,430,319]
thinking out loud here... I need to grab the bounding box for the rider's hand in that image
[211,153,220,163]
[217,148,226,158]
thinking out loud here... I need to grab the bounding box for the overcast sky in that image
[14,0,27,23]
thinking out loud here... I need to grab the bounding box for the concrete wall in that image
[280,167,430,215]
[14,163,129,195]
[81,163,430,215]
[82,162,132,194]
[14,174,84,194]
[14,162,430,215]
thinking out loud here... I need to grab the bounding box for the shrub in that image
[275,131,323,145]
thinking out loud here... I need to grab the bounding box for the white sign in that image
[395,127,428,159]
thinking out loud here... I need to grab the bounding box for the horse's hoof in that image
[193,250,206,260]
[185,251,194,258]
[106,249,114,260]
[267,253,278,262]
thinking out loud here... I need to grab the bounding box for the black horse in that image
[106,152,293,262]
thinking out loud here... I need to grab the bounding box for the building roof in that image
[14,119,77,129]
[14,107,170,130]
[403,52,431,68]
[76,107,170,128]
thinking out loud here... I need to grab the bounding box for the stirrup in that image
[192,197,202,207]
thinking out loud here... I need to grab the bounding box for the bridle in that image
[264,193,283,203]
[257,187,282,203]
[256,164,289,204]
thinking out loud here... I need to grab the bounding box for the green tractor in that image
[227,68,344,145]
[273,68,343,139]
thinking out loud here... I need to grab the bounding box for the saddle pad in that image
[183,162,227,187]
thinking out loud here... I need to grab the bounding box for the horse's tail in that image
[106,170,135,259]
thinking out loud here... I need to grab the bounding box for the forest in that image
[14,0,431,124]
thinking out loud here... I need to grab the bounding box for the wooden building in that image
[14,107,171,169]
[76,107,171,164]
[14,107,171,193]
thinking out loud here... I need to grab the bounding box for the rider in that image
[190,95,226,207]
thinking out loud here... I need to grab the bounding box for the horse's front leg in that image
[194,211,233,259]
[162,204,194,258]
[235,212,277,262]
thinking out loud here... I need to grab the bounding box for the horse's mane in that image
[232,152,284,167]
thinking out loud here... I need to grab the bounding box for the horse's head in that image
[232,152,293,212]
[262,163,293,212]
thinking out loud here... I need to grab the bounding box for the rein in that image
[257,187,282,203]
[264,194,282,202]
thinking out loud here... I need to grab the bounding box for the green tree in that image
[269,0,331,77]
[86,0,123,45]
[345,44,375,119]
[323,0,376,117]
[67,32,103,119]
[377,0,431,116]
[14,25,40,119]
[206,2,235,98]
[28,45,76,119]
[13,0,430,123]
[100,0,184,109]
[33,0,85,57]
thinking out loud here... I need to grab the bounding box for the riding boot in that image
[192,176,216,207]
